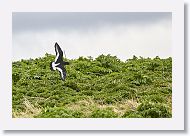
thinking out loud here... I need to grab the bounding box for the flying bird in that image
[50,42,69,80]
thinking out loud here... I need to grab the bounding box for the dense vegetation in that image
[12,54,172,118]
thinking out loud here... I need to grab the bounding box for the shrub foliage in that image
[12,54,172,118]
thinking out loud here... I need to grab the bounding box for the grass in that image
[12,54,172,118]
[13,97,41,118]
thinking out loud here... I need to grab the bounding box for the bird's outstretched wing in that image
[54,42,63,63]
[56,65,66,80]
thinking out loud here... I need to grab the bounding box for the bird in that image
[50,42,69,80]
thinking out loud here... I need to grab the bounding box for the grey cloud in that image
[12,12,171,33]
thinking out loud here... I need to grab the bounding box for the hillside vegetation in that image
[12,54,172,118]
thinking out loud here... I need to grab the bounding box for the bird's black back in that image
[54,42,69,65]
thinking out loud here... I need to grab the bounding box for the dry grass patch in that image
[65,97,140,117]
[167,95,172,113]
[13,97,41,118]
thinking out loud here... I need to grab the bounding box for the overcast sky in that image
[12,12,172,61]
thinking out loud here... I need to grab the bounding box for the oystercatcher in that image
[50,42,69,80]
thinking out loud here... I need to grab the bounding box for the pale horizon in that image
[12,12,172,61]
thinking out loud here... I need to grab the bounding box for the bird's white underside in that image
[51,62,64,79]
[52,62,60,70]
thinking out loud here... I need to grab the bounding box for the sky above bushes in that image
[12,12,171,61]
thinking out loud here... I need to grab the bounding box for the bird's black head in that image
[64,61,69,65]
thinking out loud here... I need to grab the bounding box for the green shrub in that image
[91,108,118,118]
[12,54,172,118]
[137,101,171,118]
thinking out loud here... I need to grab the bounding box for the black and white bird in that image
[50,42,69,80]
